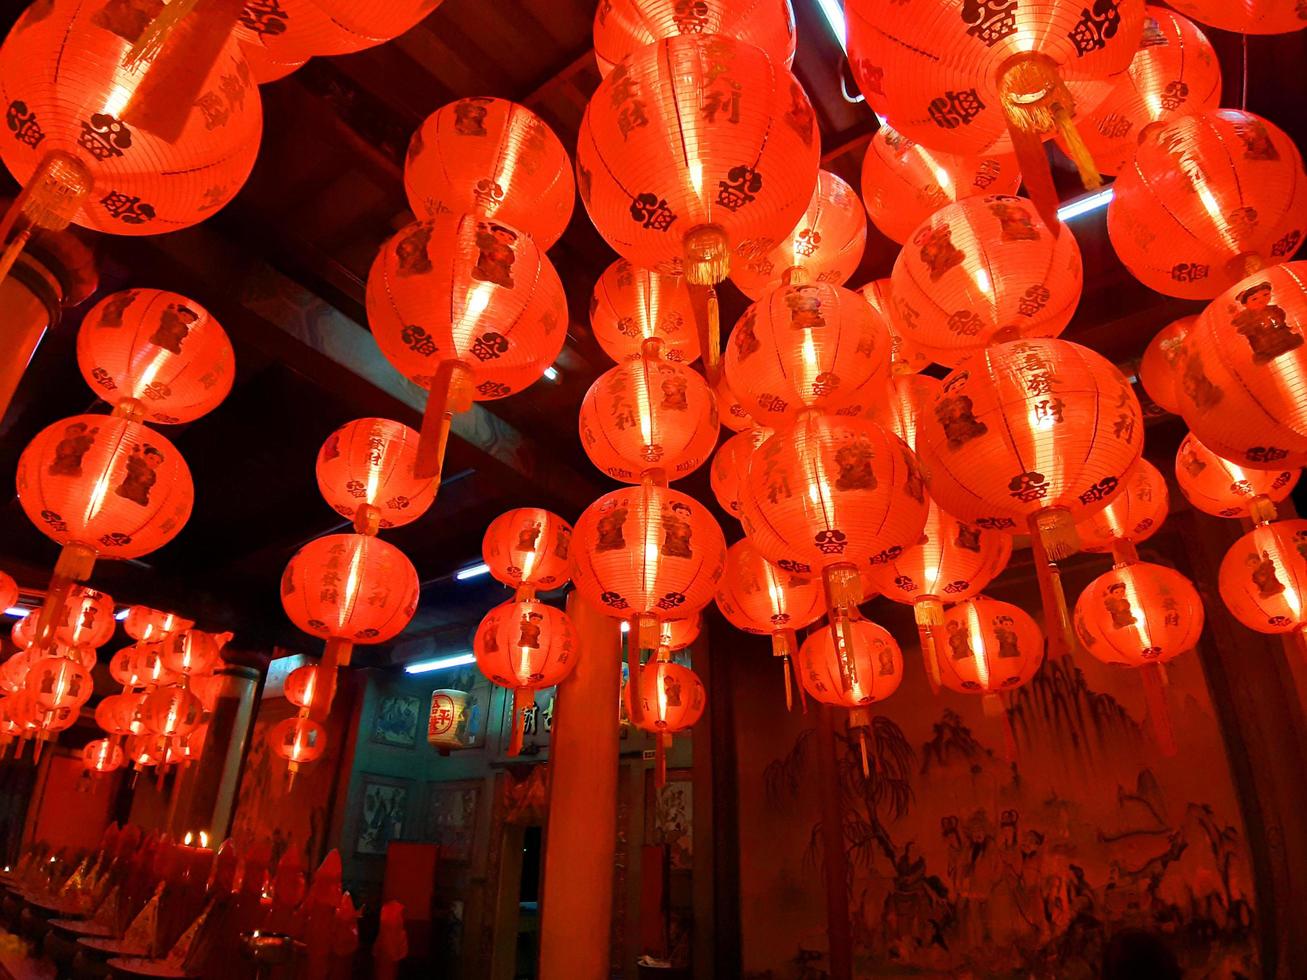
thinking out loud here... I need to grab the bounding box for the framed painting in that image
[356,776,410,856]
[372,694,421,748]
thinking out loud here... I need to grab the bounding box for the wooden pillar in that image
[815,706,853,980]
[171,665,261,839]
[538,594,621,980]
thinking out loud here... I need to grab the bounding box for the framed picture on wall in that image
[372,694,421,748]
[421,780,481,862]
[357,776,410,856]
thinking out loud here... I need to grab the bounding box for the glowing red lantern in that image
[798,618,904,708]
[1164,0,1307,34]
[1138,316,1195,415]
[117,642,177,689]
[579,353,719,482]
[404,97,574,249]
[365,214,567,478]
[1075,561,1203,667]
[593,0,796,77]
[1171,262,1307,469]
[859,279,929,375]
[482,508,573,600]
[284,664,323,714]
[50,586,116,649]
[1076,8,1220,176]
[860,125,1020,245]
[9,612,35,651]
[158,629,221,679]
[125,733,167,770]
[0,651,33,695]
[713,373,756,433]
[236,0,441,63]
[1108,110,1307,300]
[864,374,939,450]
[95,692,147,738]
[1076,458,1170,561]
[0,1,263,235]
[729,170,867,300]
[140,686,204,739]
[724,282,891,422]
[82,738,124,775]
[0,573,17,615]
[890,195,1082,366]
[474,600,579,754]
[267,715,326,786]
[623,658,705,784]
[1219,518,1307,635]
[77,290,234,425]
[936,597,1044,702]
[657,616,700,655]
[316,418,437,533]
[1176,432,1299,521]
[27,655,93,711]
[123,606,193,643]
[710,427,772,519]
[590,260,700,365]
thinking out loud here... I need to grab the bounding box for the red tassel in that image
[1140,664,1177,757]
[311,638,352,721]
[415,361,473,482]
[655,734,667,789]
[782,656,794,712]
[508,688,531,757]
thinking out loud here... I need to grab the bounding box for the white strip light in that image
[815,0,847,52]
[543,365,559,382]
[405,652,476,674]
[2,607,25,618]
[455,562,490,581]
[115,608,130,621]
[1056,186,1115,221]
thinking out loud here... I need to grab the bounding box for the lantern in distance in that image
[482,508,573,601]
[657,616,700,657]
[729,170,867,300]
[140,686,204,739]
[95,692,147,738]
[267,715,326,788]
[623,659,705,785]
[28,656,93,711]
[123,606,193,643]
[1108,109,1307,300]
[404,97,574,249]
[0,572,16,615]
[316,418,437,534]
[40,585,116,651]
[860,125,1020,246]
[77,290,235,425]
[284,664,323,715]
[724,281,891,422]
[1172,262,1307,469]
[1075,561,1204,668]
[859,279,929,376]
[575,34,819,288]
[83,738,124,775]
[125,733,166,770]
[1177,432,1299,522]
[890,195,1083,367]
[1218,518,1307,635]
[578,351,720,483]
[427,689,474,751]
[474,600,578,755]
[590,260,701,364]
[1138,316,1195,415]
[936,597,1044,704]
[710,427,773,520]
[1164,0,1307,34]
[158,630,221,680]
[118,642,178,690]
[715,538,824,708]
[1076,458,1170,562]
[365,214,568,479]
[593,0,797,77]
[0,651,33,695]
[10,611,36,650]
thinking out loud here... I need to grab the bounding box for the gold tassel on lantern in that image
[415,360,474,482]
[822,564,864,695]
[849,707,873,779]
[627,613,660,729]
[0,151,92,287]
[682,224,730,285]
[772,630,800,712]
[912,597,945,694]
[1027,508,1078,656]
[1249,496,1280,526]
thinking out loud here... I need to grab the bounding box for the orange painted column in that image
[538,593,622,980]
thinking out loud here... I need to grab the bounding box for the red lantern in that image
[9,612,35,651]
[117,642,178,689]
[864,374,940,450]
[1171,262,1307,469]
[95,692,147,738]
[590,260,700,365]
[1164,0,1307,34]
[715,538,824,707]
[1177,432,1299,521]
[1075,561,1204,667]
[0,573,17,614]
[1076,8,1220,176]
[860,124,1020,245]
[724,282,891,421]
[83,738,124,775]
[623,659,705,785]
[158,629,221,679]
[284,664,323,714]
[1219,518,1307,634]
[1108,110,1307,300]
[890,195,1082,366]
[579,353,719,482]
[236,0,440,64]
[798,618,904,708]
[1076,458,1170,561]
[593,0,797,77]
[140,686,204,739]
[0,651,33,694]
[729,170,867,300]
[1138,316,1195,415]
[474,600,579,755]
[936,597,1044,701]
[404,97,574,249]
[123,606,193,643]
[481,508,573,600]
[575,34,819,287]
[125,733,167,770]
[365,215,567,478]
[0,1,262,235]
[657,616,700,656]
[710,427,772,520]
[51,586,116,649]
[267,715,326,786]
[316,418,437,533]
[713,373,756,433]
[27,655,93,711]
[77,290,234,425]
[859,279,929,375]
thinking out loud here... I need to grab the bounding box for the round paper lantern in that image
[118,642,177,689]
[1164,0,1307,34]
[123,606,193,643]
[50,585,116,649]
[1138,316,1195,415]
[0,0,263,235]
[10,612,36,651]
[845,0,1143,158]
[936,597,1044,698]
[590,260,700,364]
[593,0,797,77]
[1076,458,1170,558]
[77,290,234,425]
[1076,8,1220,176]
[158,630,220,679]
[83,738,124,775]
[579,355,719,482]
[798,617,904,709]
[0,651,32,695]
[624,660,705,731]
[316,418,437,532]
[95,692,147,738]
[657,615,701,655]
[1171,262,1307,469]
[890,195,1083,366]
[0,573,17,615]
[729,170,867,300]
[1177,432,1299,521]
[864,374,941,451]
[267,715,326,782]
[15,413,193,565]
[1075,561,1204,667]
[860,124,1020,245]
[140,685,204,738]
[284,664,323,714]
[236,0,442,63]
[575,34,819,283]
[404,97,574,249]
[710,427,772,519]
[1219,518,1307,634]
[366,214,567,473]
[125,733,166,769]
[714,373,756,433]
[724,282,891,421]
[27,655,93,711]
[482,508,574,599]
[570,483,726,629]
[860,279,930,375]
[1108,110,1307,300]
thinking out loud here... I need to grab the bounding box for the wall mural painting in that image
[755,652,1257,979]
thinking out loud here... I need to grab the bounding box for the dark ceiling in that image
[1,1,1306,666]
